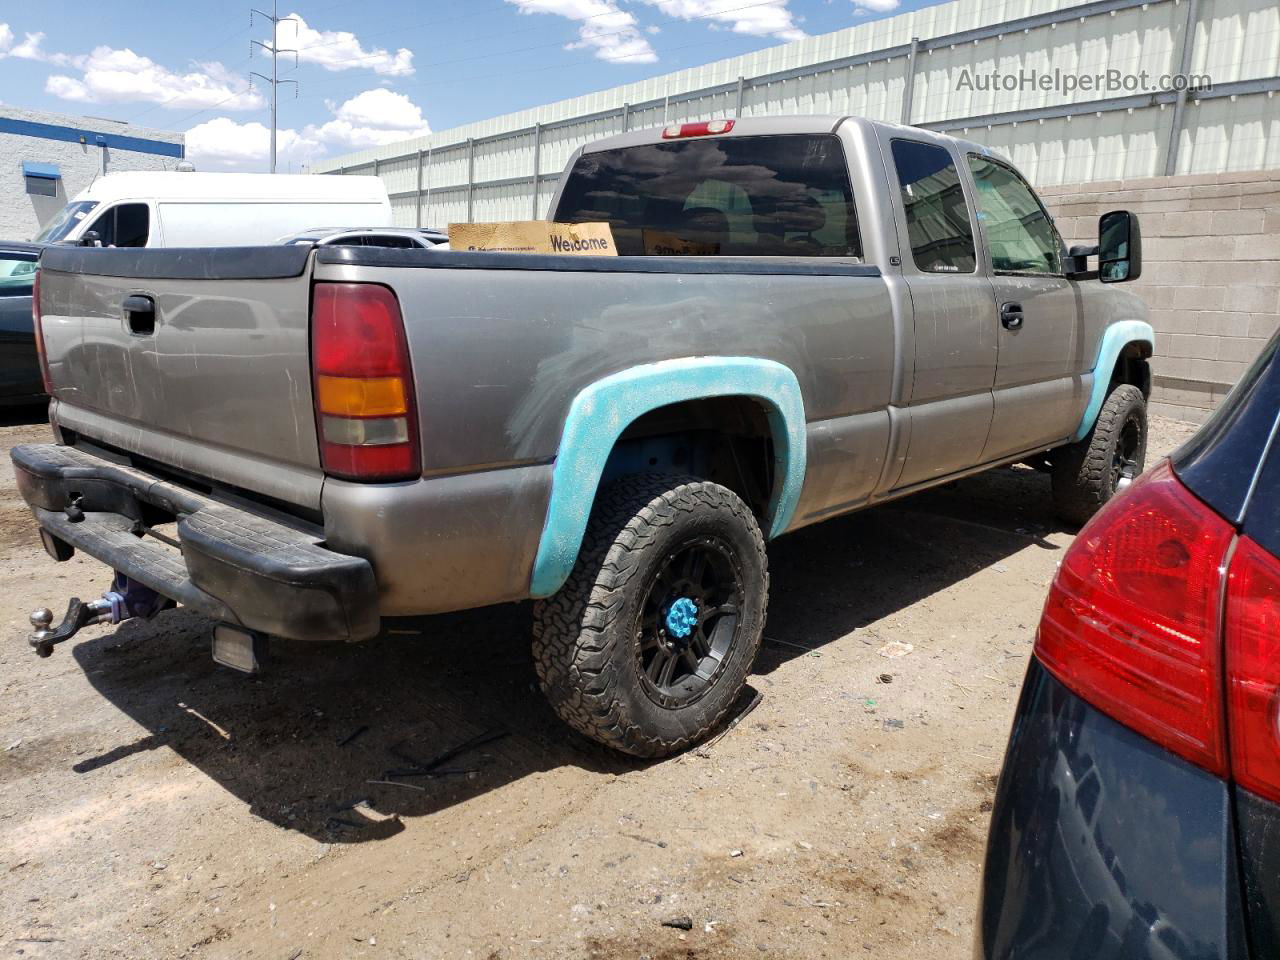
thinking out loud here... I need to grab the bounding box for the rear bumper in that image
[12,443,380,642]
[975,658,1250,960]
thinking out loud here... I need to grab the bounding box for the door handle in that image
[123,294,156,335]
[1000,301,1024,330]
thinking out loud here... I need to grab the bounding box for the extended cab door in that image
[881,134,997,489]
[966,155,1085,461]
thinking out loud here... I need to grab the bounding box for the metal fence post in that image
[735,75,746,117]
[465,137,475,223]
[621,102,631,132]
[415,148,424,228]
[424,146,433,226]
[531,123,542,219]
[1164,0,1201,176]
[900,37,920,125]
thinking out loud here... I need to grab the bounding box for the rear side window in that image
[1246,437,1280,560]
[967,155,1062,274]
[1177,332,1280,526]
[554,134,862,258]
[890,139,976,274]
[0,256,36,295]
[88,203,150,248]
[357,235,417,249]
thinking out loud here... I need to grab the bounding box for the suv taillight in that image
[1035,460,1235,774]
[311,282,420,482]
[32,269,51,393]
[1226,537,1280,803]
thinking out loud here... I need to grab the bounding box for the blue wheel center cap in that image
[665,597,699,639]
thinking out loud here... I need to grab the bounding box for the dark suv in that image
[976,330,1280,960]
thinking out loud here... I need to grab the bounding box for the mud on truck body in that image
[16,116,1153,756]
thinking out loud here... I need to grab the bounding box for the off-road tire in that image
[1050,383,1148,526]
[532,474,768,758]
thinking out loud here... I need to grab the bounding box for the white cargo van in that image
[32,172,391,247]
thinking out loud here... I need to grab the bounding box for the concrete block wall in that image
[0,107,184,242]
[1040,170,1280,423]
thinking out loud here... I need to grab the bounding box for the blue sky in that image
[0,0,944,172]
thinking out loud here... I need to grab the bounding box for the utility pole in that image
[250,1,298,174]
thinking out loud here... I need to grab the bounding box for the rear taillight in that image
[1226,537,1280,803]
[1035,460,1235,774]
[311,282,420,482]
[32,269,51,393]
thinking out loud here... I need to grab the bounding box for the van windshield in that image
[34,200,99,243]
[554,134,862,258]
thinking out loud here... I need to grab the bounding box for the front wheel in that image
[1050,383,1148,526]
[532,474,768,758]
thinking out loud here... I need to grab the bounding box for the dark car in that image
[0,241,45,405]
[975,329,1280,959]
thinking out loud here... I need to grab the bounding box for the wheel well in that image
[1109,341,1152,399]
[600,396,776,520]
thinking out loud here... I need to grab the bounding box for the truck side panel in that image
[312,250,897,479]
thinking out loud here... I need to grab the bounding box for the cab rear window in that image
[554,134,862,259]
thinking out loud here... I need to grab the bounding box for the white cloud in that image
[185,89,430,172]
[641,0,806,41]
[852,0,901,13]
[504,0,657,64]
[0,24,81,66]
[280,13,414,77]
[313,88,431,150]
[184,117,320,171]
[45,45,262,111]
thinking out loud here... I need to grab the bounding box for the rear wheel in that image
[532,474,767,758]
[1051,383,1148,526]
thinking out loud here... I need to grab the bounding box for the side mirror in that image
[78,230,101,248]
[1098,210,1141,283]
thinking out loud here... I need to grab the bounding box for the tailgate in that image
[37,245,323,510]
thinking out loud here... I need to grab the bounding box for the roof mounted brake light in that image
[662,120,735,139]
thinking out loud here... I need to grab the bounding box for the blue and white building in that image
[0,106,184,241]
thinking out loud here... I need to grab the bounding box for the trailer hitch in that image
[29,573,174,657]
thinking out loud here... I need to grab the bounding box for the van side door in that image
[966,154,1084,461]
[881,135,997,489]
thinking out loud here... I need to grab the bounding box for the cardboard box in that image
[448,221,617,256]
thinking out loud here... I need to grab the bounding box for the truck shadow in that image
[68,462,1060,844]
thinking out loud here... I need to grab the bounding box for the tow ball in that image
[29,573,173,658]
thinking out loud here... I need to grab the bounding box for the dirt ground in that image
[0,412,1197,960]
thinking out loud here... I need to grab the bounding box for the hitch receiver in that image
[29,573,173,657]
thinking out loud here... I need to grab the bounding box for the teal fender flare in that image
[1073,320,1155,442]
[529,356,807,598]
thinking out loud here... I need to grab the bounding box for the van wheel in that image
[532,474,768,758]
[1051,384,1148,526]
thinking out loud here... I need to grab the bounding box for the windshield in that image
[554,134,862,258]
[34,200,99,243]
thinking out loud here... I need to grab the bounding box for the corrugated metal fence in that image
[315,0,1280,227]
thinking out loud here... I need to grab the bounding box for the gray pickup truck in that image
[16,116,1153,757]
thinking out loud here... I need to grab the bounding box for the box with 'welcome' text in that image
[448,221,617,256]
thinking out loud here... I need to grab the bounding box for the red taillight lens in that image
[661,119,735,139]
[311,282,420,482]
[1035,461,1234,774]
[32,269,52,394]
[1226,537,1280,803]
